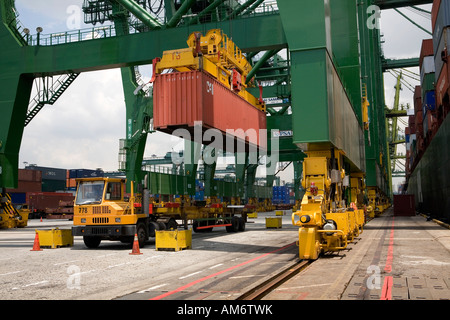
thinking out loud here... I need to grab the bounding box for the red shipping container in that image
[414,86,422,112]
[18,169,42,182]
[432,0,442,31]
[26,192,75,213]
[153,70,267,150]
[436,60,449,108]
[5,181,42,193]
[394,195,415,216]
[419,39,434,69]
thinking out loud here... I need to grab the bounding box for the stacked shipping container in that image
[5,167,102,218]
[67,168,104,191]
[272,186,290,205]
[26,165,67,192]
[406,34,443,177]
[433,0,450,125]
[407,1,450,179]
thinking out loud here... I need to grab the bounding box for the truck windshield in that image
[75,181,105,205]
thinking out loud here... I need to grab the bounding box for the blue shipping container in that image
[70,169,104,178]
[9,192,26,204]
[423,90,436,113]
[272,186,289,204]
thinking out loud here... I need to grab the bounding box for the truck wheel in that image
[166,218,178,230]
[136,223,148,248]
[83,236,101,248]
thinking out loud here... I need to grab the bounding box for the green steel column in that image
[184,140,201,196]
[0,74,33,189]
[246,163,258,199]
[330,0,362,121]
[278,0,364,172]
[235,152,247,199]
[293,160,303,201]
[357,0,391,196]
[277,0,331,148]
[0,2,33,188]
[113,7,152,193]
[203,147,218,197]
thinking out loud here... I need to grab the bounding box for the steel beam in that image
[246,49,280,84]
[375,0,432,9]
[187,0,225,25]
[166,0,196,28]
[382,58,419,70]
[115,0,162,29]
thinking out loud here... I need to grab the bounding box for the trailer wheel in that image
[148,221,160,237]
[83,236,101,248]
[136,222,148,248]
[238,217,246,232]
[226,216,239,233]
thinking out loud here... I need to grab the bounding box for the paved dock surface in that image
[264,208,450,300]
[1,209,449,300]
[0,212,298,300]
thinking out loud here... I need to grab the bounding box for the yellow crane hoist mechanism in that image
[0,192,29,229]
[291,148,365,260]
[151,28,265,112]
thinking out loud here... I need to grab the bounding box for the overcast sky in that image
[14,1,432,189]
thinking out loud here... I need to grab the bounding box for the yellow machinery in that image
[36,228,73,248]
[366,187,391,217]
[155,229,192,252]
[291,148,365,260]
[153,28,265,112]
[266,216,282,229]
[0,192,28,229]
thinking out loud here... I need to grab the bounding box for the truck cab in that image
[72,177,148,248]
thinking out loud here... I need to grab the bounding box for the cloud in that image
[20,69,126,171]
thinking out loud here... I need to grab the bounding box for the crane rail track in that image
[236,259,312,300]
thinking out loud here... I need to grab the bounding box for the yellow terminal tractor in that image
[72,178,149,248]
[291,148,365,260]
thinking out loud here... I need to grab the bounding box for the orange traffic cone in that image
[31,232,42,251]
[40,217,43,222]
[129,233,142,255]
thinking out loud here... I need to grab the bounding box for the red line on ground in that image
[381,217,395,300]
[381,276,393,300]
[149,242,296,300]
[384,217,395,273]
[196,224,232,229]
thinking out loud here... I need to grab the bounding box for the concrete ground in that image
[0,211,298,300]
[263,208,450,300]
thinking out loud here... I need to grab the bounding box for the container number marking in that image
[206,81,214,95]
